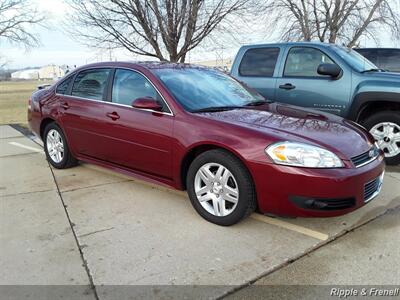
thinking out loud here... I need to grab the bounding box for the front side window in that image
[56,75,73,95]
[111,69,165,109]
[284,47,334,77]
[154,67,265,112]
[239,47,280,77]
[71,69,111,101]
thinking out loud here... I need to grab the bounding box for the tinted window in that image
[112,69,167,110]
[378,49,400,72]
[355,49,378,65]
[284,47,334,77]
[154,68,265,112]
[56,76,73,95]
[333,46,376,72]
[239,48,280,77]
[71,69,111,100]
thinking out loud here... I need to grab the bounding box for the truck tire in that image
[361,111,400,165]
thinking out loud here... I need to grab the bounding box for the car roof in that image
[74,61,213,72]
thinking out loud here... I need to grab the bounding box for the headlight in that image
[265,142,344,168]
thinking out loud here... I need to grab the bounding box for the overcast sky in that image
[1,0,399,69]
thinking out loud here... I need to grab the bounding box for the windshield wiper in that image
[191,106,245,113]
[361,68,387,73]
[244,100,272,106]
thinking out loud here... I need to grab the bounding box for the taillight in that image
[28,98,32,110]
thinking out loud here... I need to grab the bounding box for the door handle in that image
[61,102,70,110]
[106,112,120,121]
[279,83,296,90]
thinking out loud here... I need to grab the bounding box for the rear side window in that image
[284,47,334,77]
[239,47,280,77]
[71,69,111,101]
[56,76,73,95]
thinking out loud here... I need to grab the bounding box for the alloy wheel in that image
[370,122,400,158]
[194,163,239,217]
[46,129,64,163]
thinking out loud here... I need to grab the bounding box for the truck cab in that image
[231,42,400,165]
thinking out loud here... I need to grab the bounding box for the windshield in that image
[333,45,378,72]
[154,67,265,112]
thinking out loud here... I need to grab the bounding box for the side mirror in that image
[132,97,163,111]
[317,63,342,78]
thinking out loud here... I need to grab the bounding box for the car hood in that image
[197,103,374,159]
[365,71,400,80]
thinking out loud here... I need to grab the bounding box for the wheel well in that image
[181,144,252,190]
[39,118,55,139]
[180,145,221,190]
[357,101,400,123]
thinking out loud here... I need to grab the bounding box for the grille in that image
[289,196,355,211]
[313,198,356,210]
[364,175,382,202]
[351,146,379,168]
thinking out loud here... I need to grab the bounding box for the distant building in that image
[11,69,40,80]
[38,65,65,80]
[10,64,65,80]
[193,58,233,71]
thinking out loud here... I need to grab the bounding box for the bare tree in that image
[0,0,44,48]
[264,0,400,47]
[66,0,253,62]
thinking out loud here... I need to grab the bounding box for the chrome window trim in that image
[55,65,174,117]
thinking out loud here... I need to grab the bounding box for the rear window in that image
[71,69,111,101]
[239,47,280,77]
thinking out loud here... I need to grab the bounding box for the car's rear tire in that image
[43,122,78,169]
[361,111,400,165]
[186,149,256,226]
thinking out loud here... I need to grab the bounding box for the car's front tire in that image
[186,149,256,226]
[43,122,78,169]
[362,111,400,165]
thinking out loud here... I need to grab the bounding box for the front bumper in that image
[248,154,385,217]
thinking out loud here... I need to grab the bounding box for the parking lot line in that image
[8,142,43,153]
[250,213,329,241]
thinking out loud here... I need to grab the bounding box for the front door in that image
[276,46,351,116]
[102,68,174,179]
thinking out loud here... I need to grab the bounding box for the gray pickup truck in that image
[231,42,400,165]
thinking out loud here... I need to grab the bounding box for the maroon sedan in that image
[28,62,385,225]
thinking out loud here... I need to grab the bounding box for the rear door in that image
[231,46,281,100]
[101,68,174,179]
[57,68,112,159]
[275,46,351,116]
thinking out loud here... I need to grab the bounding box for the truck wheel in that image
[361,111,400,165]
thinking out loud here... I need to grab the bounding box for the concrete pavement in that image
[228,206,400,299]
[1,125,399,299]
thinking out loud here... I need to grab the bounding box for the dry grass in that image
[0,80,52,126]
